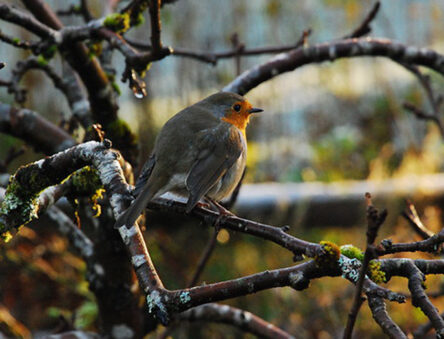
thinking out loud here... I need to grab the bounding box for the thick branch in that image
[0,102,76,154]
[147,198,322,258]
[377,229,444,255]
[148,0,162,53]
[0,4,56,39]
[380,259,444,336]
[367,296,406,338]
[0,141,406,328]
[43,206,94,260]
[20,0,135,161]
[179,303,294,339]
[223,38,444,95]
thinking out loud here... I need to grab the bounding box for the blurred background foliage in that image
[1,0,444,338]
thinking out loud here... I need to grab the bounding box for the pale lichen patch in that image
[180,291,191,304]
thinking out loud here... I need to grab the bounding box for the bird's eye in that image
[233,104,241,112]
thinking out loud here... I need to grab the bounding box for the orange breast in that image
[222,113,250,138]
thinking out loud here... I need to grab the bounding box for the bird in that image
[114,91,263,228]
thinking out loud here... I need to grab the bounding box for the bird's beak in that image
[248,108,263,114]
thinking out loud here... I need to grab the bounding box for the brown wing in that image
[133,154,156,197]
[185,125,242,212]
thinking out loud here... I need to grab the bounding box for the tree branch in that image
[380,259,444,336]
[148,0,162,53]
[223,38,444,95]
[403,102,444,138]
[402,200,435,240]
[125,29,312,65]
[377,228,444,255]
[179,303,294,339]
[19,0,135,162]
[344,193,387,338]
[342,1,381,39]
[367,296,406,338]
[0,29,39,51]
[187,228,219,287]
[0,4,57,39]
[0,102,76,154]
[0,141,406,329]
[147,198,323,258]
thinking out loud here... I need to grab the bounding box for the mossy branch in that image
[0,141,112,240]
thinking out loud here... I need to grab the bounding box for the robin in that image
[114,91,263,228]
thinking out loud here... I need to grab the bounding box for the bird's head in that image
[202,92,263,132]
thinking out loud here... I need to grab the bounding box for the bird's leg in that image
[195,201,212,210]
[205,197,234,216]
[205,197,234,229]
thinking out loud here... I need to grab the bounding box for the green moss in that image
[43,44,57,59]
[12,38,20,44]
[0,164,104,241]
[127,1,148,27]
[36,45,58,66]
[1,231,12,243]
[315,240,341,266]
[87,41,103,60]
[74,301,98,329]
[37,54,48,67]
[340,244,364,261]
[69,166,102,196]
[68,167,105,217]
[111,81,121,95]
[368,260,386,284]
[0,173,40,239]
[107,119,133,140]
[104,72,121,95]
[47,306,70,319]
[104,13,130,33]
[138,62,152,78]
[133,12,145,26]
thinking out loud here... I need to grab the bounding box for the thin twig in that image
[403,102,444,137]
[0,146,25,172]
[148,0,162,53]
[0,30,39,51]
[230,33,243,75]
[402,200,435,240]
[403,64,442,114]
[8,57,70,103]
[398,63,444,136]
[342,1,381,39]
[57,0,93,22]
[125,29,312,65]
[344,193,387,339]
[187,228,220,287]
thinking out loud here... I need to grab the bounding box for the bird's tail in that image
[114,182,157,228]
